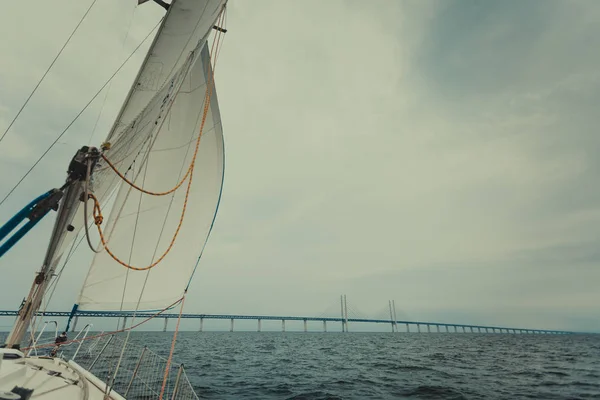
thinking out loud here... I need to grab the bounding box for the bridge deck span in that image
[0,310,574,334]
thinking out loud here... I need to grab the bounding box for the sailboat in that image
[0,0,227,398]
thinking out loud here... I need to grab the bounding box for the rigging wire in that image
[0,0,98,146]
[0,18,163,209]
[159,293,186,400]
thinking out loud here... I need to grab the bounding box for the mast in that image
[3,147,99,348]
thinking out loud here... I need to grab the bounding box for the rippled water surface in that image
[143,332,600,399]
[3,331,599,399]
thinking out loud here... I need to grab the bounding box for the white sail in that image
[34,0,226,292]
[74,0,226,312]
[39,0,225,274]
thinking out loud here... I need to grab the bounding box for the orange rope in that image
[87,9,226,272]
[20,297,184,352]
[100,153,190,196]
[159,292,186,400]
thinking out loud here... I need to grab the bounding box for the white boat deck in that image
[1,333,199,400]
[0,348,123,399]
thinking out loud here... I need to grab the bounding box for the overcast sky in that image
[0,0,599,333]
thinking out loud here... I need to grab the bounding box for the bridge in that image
[0,296,575,335]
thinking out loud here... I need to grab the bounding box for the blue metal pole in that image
[65,303,79,333]
[0,213,50,258]
[0,191,51,241]
[0,191,53,258]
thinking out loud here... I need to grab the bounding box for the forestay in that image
[75,0,226,312]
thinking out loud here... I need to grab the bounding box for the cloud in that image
[1,0,599,332]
